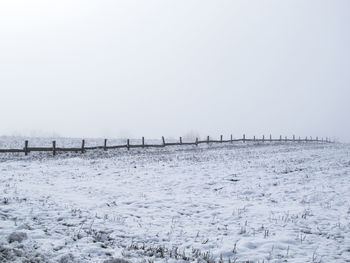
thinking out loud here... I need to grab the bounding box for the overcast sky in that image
[0,0,349,142]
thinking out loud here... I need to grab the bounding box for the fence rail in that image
[0,135,333,156]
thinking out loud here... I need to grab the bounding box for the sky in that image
[0,0,349,142]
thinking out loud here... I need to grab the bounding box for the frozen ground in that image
[0,139,350,263]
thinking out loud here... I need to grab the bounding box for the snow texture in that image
[7,232,28,243]
[0,139,350,262]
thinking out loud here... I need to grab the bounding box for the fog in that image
[1,1,349,142]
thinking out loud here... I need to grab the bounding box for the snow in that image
[0,139,350,262]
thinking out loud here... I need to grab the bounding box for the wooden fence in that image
[0,135,332,156]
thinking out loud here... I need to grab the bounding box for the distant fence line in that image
[0,135,333,156]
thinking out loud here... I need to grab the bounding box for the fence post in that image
[207,136,209,144]
[285,136,287,142]
[81,140,85,153]
[253,136,256,141]
[230,134,233,143]
[162,136,165,146]
[299,136,301,142]
[180,137,182,144]
[127,139,130,150]
[104,139,107,151]
[316,137,318,142]
[293,135,295,142]
[142,137,145,147]
[24,140,28,156]
[269,134,272,142]
[196,137,198,146]
[220,135,223,143]
[243,134,246,143]
[305,136,308,142]
[262,135,265,142]
[279,135,282,141]
[52,141,56,156]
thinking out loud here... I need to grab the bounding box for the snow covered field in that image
[0,139,350,263]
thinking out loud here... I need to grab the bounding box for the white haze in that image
[0,0,349,142]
